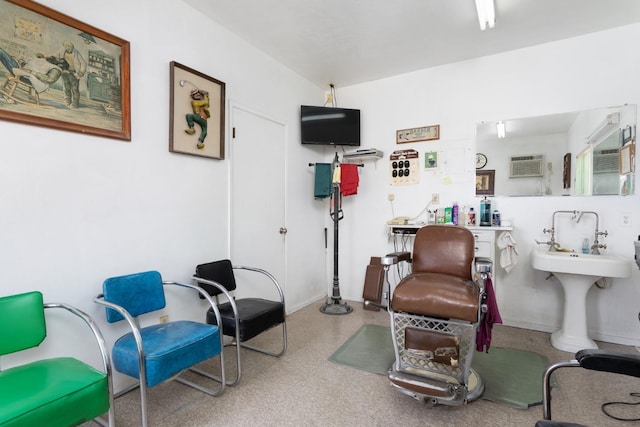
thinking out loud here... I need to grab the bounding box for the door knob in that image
[279,227,288,234]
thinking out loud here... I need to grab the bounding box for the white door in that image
[230,104,287,299]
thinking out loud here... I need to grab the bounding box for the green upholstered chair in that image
[0,291,114,427]
[95,271,226,427]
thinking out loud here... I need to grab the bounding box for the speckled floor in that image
[94,299,640,427]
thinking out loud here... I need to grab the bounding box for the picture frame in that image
[396,124,440,144]
[424,150,438,170]
[619,143,635,175]
[0,0,131,140]
[475,169,495,196]
[169,61,225,159]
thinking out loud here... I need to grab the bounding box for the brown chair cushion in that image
[392,272,479,322]
[411,225,474,279]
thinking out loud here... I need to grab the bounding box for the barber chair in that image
[536,349,640,427]
[0,76,40,105]
[382,225,488,405]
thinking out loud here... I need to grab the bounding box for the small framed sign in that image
[396,124,440,144]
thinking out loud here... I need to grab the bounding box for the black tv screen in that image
[300,105,360,146]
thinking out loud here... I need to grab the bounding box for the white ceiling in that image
[182,0,640,89]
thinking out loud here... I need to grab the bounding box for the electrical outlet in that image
[431,193,439,205]
[388,193,395,201]
[622,213,632,227]
[159,315,169,323]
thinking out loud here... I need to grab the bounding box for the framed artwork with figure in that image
[476,169,495,196]
[0,0,131,140]
[169,61,225,159]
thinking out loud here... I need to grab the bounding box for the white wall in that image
[0,0,327,388]
[333,24,640,346]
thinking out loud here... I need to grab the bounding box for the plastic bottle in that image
[444,207,452,224]
[480,197,491,226]
[452,202,459,225]
[492,210,501,226]
[582,237,590,254]
[468,207,476,226]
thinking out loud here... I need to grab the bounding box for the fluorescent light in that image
[497,121,506,138]
[585,113,620,145]
[475,0,496,31]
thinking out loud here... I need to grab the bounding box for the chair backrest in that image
[411,225,475,279]
[195,260,237,296]
[0,291,46,356]
[103,271,166,323]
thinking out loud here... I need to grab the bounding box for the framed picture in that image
[0,0,131,140]
[396,124,440,144]
[169,61,225,159]
[424,150,438,170]
[476,169,495,196]
[619,143,635,175]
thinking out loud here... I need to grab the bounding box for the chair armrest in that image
[163,281,226,335]
[385,251,412,264]
[576,349,640,378]
[232,265,285,306]
[44,302,114,424]
[191,276,242,350]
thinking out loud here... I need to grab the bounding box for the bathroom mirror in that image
[475,104,636,196]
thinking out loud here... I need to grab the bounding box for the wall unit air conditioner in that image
[509,155,544,178]
[593,149,619,174]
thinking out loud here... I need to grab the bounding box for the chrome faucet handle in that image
[597,230,608,237]
[543,228,553,234]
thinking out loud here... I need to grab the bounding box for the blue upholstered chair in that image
[193,260,286,386]
[94,271,225,427]
[0,291,114,427]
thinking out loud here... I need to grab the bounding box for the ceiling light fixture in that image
[475,0,496,31]
[497,121,506,138]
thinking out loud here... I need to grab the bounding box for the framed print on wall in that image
[396,124,440,144]
[475,169,495,196]
[0,0,131,140]
[169,61,225,159]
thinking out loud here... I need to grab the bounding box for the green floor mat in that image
[329,324,555,409]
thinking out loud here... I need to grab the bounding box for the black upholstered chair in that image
[536,349,640,427]
[193,259,287,386]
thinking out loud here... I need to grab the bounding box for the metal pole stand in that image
[320,175,352,315]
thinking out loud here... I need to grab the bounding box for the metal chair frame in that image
[193,264,287,386]
[0,293,114,427]
[95,280,225,427]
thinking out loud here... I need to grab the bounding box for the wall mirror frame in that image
[475,104,636,197]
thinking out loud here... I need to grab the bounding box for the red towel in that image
[340,164,359,196]
[476,276,502,352]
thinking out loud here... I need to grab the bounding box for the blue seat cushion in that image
[0,357,109,427]
[112,321,221,387]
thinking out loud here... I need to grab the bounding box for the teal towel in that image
[314,163,332,199]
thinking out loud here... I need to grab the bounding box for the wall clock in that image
[476,153,488,169]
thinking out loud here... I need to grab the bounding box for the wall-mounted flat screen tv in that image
[300,105,360,146]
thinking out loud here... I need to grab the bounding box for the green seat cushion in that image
[0,357,109,427]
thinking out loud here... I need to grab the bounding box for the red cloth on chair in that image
[476,276,502,352]
[340,164,359,196]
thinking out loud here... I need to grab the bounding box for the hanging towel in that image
[332,164,341,183]
[340,163,359,196]
[476,276,502,352]
[497,231,519,273]
[314,163,332,199]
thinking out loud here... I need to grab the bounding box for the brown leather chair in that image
[386,225,486,405]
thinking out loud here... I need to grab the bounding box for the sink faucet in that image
[546,210,607,254]
[574,211,608,254]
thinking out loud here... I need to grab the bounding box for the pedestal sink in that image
[531,248,632,353]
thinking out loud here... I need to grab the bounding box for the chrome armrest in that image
[45,302,115,427]
[233,265,285,306]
